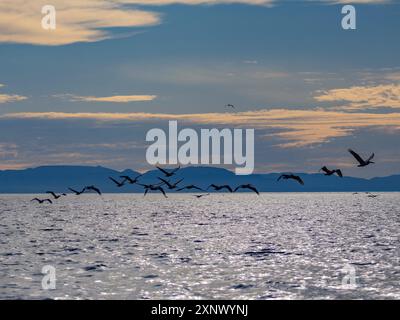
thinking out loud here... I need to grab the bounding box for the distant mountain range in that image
[0,165,399,193]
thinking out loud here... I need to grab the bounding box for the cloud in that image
[3,108,400,147]
[0,0,275,46]
[314,84,400,111]
[59,94,157,103]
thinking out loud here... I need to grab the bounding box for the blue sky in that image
[0,0,399,177]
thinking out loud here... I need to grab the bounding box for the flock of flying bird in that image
[31,148,375,204]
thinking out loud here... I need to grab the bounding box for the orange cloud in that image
[3,109,400,147]
[314,84,400,110]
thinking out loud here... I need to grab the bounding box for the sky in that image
[0,0,399,177]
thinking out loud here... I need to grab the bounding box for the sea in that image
[0,193,399,300]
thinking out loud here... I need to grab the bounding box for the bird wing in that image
[45,199,53,204]
[348,149,365,164]
[336,170,343,178]
[109,177,121,185]
[247,185,260,195]
[367,153,375,162]
[171,166,181,174]
[277,175,283,181]
[31,198,40,202]
[223,185,233,192]
[143,188,149,196]
[157,177,172,187]
[88,186,102,195]
[157,187,168,198]
[234,185,242,192]
[156,166,169,175]
[193,186,203,191]
[294,176,305,185]
[320,166,330,174]
[68,188,79,194]
[120,176,133,183]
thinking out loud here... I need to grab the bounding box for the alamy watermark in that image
[41,5,56,30]
[146,121,254,175]
[41,265,56,290]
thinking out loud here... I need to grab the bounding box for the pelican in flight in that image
[68,187,86,195]
[85,185,102,196]
[207,184,233,192]
[120,174,142,184]
[348,149,375,167]
[277,174,304,185]
[234,184,259,195]
[157,177,184,190]
[109,177,125,188]
[31,198,53,204]
[46,191,67,199]
[156,166,181,178]
[225,104,235,109]
[176,185,204,192]
[319,166,343,178]
[194,193,210,198]
[143,185,168,198]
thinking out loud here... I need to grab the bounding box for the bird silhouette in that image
[348,149,375,167]
[143,185,168,198]
[85,185,102,195]
[156,166,181,177]
[68,187,86,195]
[157,177,184,190]
[176,185,204,192]
[120,174,142,184]
[320,166,343,178]
[194,193,210,198]
[109,177,125,188]
[277,174,304,185]
[207,184,233,192]
[225,104,235,109]
[31,198,53,204]
[46,191,67,199]
[234,184,259,195]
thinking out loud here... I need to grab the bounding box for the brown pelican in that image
[176,185,204,192]
[31,198,53,204]
[157,177,184,190]
[156,166,180,178]
[68,187,86,195]
[348,149,375,167]
[120,174,142,184]
[277,174,304,185]
[225,104,235,109]
[207,184,233,192]
[234,184,259,195]
[143,185,168,198]
[85,185,102,195]
[320,166,343,178]
[109,177,125,188]
[46,191,67,199]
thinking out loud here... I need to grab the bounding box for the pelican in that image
[225,104,235,109]
[156,166,181,177]
[68,187,86,195]
[157,177,184,190]
[176,185,204,192]
[109,177,125,188]
[234,184,259,195]
[277,174,304,185]
[194,193,210,198]
[320,166,343,178]
[120,174,142,184]
[348,149,375,167]
[31,198,53,204]
[143,185,168,198]
[207,184,233,192]
[85,185,102,195]
[46,191,67,199]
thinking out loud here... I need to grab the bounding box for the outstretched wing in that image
[109,177,121,186]
[31,198,40,202]
[171,166,181,174]
[320,166,330,174]
[157,177,172,188]
[223,185,233,192]
[294,176,305,185]
[277,175,284,182]
[157,187,168,198]
[247,185,260,195]
[156,166,169,175]
[44,199,53,204]
[348,149,364,165]
[68,188,79,194]
[367,153,375,162]
[336,169,343,178]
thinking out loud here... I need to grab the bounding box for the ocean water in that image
[0,193,399,300]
